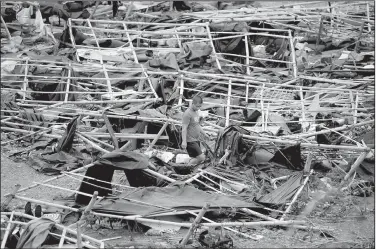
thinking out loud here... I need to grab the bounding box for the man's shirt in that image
[182,108,201,142]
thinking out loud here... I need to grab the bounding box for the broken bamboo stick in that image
[180,203,210,246]
[92,211,306,228]
[0,15,12,40]
[280,169,314,221]
[225,80,232,127]
[288,30,298,78]
[344,151,368,180]
[146,122,169,151]
[102,112,119,149]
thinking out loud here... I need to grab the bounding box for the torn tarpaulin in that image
[92,184,262,216]
[16,218,55,249]
[76,151,152,205]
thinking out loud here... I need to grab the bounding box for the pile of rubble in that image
[1,1,374,248]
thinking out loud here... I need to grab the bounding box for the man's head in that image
[191,96,203,111]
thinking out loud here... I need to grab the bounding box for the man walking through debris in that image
[181,96,209,165]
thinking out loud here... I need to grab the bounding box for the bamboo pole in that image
[288,30,298,78]
[241,134,371,152]
[64,64,72,103]
[280,170,313,221]
[14,195,79,212]
[68,18,80,62]
[261,83,265,131]
[22,98,160,105]
[315,15,325,53]
[225,80,232,127]
[180,203,210,246]
[198,169,248,189]
[92,211,306,228]
[59,228,67,248]
[22,58,29,101]
[366,3,371,32]
[354,92,359,124]
[1,184,21,211]
[178,77,184,107]
[1,126,61,139]
[123,22,158,99]
[205,23,222,69]
[0,15,12,40]
[0,211,14,248]
[146,122,169,151]
[78,132,114,150]
[186,210,260,240]
[344,151,368,180]
[102,112,119,149]
[299,86,307,132]
[244,35,251,75]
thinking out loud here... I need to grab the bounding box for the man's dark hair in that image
[192,95,203,104]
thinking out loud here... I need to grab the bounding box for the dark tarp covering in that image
[16,218,55,249]
[76,151,154,205]
[92,184,262,216]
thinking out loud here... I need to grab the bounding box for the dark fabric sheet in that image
[92,185,262,216]
[75,151,153,205]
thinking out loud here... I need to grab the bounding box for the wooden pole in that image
[102,112,119,149]
[1,184,21,211]
[315,15,324,53]
[299,86,306,132]
[186,210,260,240]
[178,77,184,107]
[69,191,99,228]
[366,3,371,32]
[146,122,169,151]
[205,24,222,69]
[58,228,67,248]
[344,151,368,180]
[225,80,232,127]
[288,30,298,78]
[244,35,251,75]
[64,64,72,103]
[353,92,359,124]
[77,133,108,153]
[92,211,306,228]
[22,58,29,101]
[180,203,210,246]
[0,15,12,40]
[0,211,14,248]
[280,170,313,221]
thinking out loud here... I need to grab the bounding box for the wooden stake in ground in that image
[1,184,21,211]
[180,203,210,246]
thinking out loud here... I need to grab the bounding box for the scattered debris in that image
[0,1,374,248]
